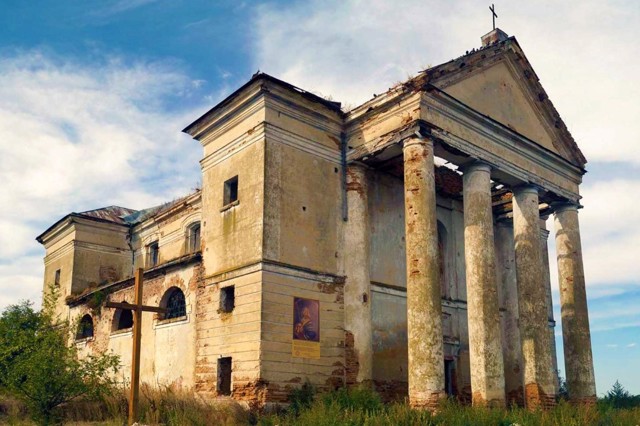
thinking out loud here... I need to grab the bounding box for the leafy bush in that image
[0,298,119,424]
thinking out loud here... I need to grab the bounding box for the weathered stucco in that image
[554,204,596,404]
[38,29,595,411]
[513,186,556,409]
[403,138,445,409]
[462,162,505,406]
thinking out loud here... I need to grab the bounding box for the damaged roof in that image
[36,191,201,244]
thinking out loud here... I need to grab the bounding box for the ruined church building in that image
[38,29,596,409]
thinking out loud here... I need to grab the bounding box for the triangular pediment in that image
[428,39,586,167]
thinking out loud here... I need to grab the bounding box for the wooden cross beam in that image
[105,268,167,426]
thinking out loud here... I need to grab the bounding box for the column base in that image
[409,390,446,411]
[472,393,506,408]
[506,386,524,407]
[524,383,556,410]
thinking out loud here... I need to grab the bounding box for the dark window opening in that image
[223,176,238,206]
[217,357,232,396]
[116,309,133,330]
[188,223,201,253]
[76,314,94,340]
[164,288,186,320]
[444,359,455,396]
[54,269,61,286]
[220,286,235,313]
[147,241,159,267]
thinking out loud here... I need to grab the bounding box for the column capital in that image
[552,201,580,214]
[461,160,493,175]
[402,135,434,150]
[513,183,540,196]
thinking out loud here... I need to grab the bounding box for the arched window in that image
[76,314,94,340]
[187,222,201,254]
[162,287,186,320]
[113,303,133,331]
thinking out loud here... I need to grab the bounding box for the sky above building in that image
[0,0,638,395]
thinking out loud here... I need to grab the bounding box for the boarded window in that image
[217,357,232,396]
[163,288,186,320]
[76,314,94,340]
[223,176,238,206]
[188,223,201,253]
[220,286,235,313]
[147,241,159,267]
[54,269,61,286]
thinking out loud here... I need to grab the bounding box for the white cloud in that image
[0,50,205,311]
[606,344,618,348]
[627,343,637,348]
[252,0,640,164]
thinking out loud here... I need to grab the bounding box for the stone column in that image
[495,220,524,406]
[403,137,445,410]
[462,162,505,407]
[540,224,559,394]
[512,185,556,409]
[554,203,596,404]
[344,164,373,386]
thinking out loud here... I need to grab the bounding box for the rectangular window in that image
[217,357,232,396]
[54,269,61,286]
[188,224,201,253]
[147,241,159,267]
[219,286,235,313]
[223,176,238,206]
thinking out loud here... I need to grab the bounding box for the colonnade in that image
[380,135,594,409]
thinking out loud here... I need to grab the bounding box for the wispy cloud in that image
[0,49,205,311]
[606,344,619,348]
[627,343,636,348]
[94,0,161,17]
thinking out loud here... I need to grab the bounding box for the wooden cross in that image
[490,4,498,30]
[105,268,166,425]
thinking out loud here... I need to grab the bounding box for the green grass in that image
[259,387,640,426]
[2,386,640,425]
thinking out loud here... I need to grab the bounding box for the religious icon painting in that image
[291,297,320,359]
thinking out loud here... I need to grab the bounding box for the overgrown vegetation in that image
[259,384,640,426]
[0,291,119,425]
[2,380,640,425]
[1,290,638,425]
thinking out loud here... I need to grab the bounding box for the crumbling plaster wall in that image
[132,196,202,270]
[201,140,265,275]
[367,171,470,399]
[194,271,263,405]
[73,263,200,389]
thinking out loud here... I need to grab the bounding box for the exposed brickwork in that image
[232,379,269,411]
[410,390,446,411]
[506,386,524,407]
[344,331,359,386]
[525,383,556,410]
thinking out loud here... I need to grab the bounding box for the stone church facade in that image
[37,29,596,409]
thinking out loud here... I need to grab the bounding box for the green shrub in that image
[0,298,119,425]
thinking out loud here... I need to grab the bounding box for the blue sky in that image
[0,0,638,395]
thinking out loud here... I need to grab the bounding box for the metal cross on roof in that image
[490,4,498,30]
